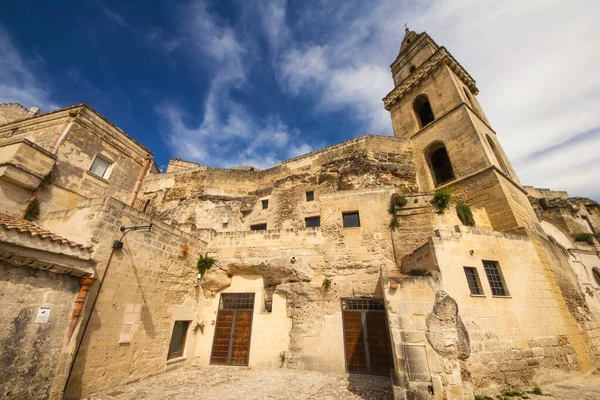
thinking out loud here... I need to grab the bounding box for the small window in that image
[250,223,267,231]
[305,216,320,227]
[463,267,483,295]
[409,65,416,73]
[89,155,112,179]
[167,320,190,360]
[306,191,314,202]
[593,267,600,286]
[342,212,360,228]
[261,199,269,209]
[483,260,508,296]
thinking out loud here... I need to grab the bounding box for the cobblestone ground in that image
[85,365,394,400]
[85,366,600,400]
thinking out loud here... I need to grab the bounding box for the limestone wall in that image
[0,103,39,125]
[0,262,80,400]
[385,226,590,399]
[140,135,416,233]
[41,197,205,398]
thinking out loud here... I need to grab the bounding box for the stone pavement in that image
[85,365,394,400]
[85,365,600,400]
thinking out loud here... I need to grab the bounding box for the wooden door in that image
[210,293,254,366]
[342,299,392,375]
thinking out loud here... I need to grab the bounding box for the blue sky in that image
[1,0,599,200]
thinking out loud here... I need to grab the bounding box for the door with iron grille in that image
[342,298,392,375]
[210,293,255,366]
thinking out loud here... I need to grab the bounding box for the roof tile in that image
[0,212,88,249]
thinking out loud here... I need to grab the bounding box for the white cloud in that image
[268,0,600,199]
[158,0,313,169]
[0,27,57,111]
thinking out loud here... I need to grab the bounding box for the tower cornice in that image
[383,47,479,111]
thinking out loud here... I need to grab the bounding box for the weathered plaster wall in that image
[0,262,79,400]
[0,103,39,125]
[41,197,205,398]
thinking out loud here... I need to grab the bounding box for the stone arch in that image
[413,94,435,129]
[540,218,575,251]
[486,135,510,176]
[424,141,455,187]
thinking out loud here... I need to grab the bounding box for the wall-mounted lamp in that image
[112,224,153,248]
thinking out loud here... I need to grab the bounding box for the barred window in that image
[483,260,508,296]
[219,293,255,310]
[464,267,483,295]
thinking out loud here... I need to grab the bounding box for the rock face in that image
[425,291,470,360]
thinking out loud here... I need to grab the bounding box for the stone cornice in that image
[383,47,479,111]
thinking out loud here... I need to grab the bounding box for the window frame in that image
[250,223,267,231]
[306,191,314,202]
[463,266,484,296]
[305,216,321,228]
[167,320,190,360]
[89,154,113,179]
[342,211,361,228]
[261,199,269,209]
[482,260,509,297]
[592,267,600,286]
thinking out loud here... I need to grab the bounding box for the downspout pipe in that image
[129,154,153,207]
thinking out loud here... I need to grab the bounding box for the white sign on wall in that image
[35,306,52,323]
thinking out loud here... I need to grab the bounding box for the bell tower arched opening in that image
[413,95,435,129]
[425,142,455,187]
[486,135,509,176]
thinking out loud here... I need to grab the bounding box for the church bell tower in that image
[383,27,526,231]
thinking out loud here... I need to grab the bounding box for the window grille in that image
[463,267,483,295]
[483,260,507,296]
[341,298,385,311]
[219,293,255,310]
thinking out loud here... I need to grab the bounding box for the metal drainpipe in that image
[129,154,153,207]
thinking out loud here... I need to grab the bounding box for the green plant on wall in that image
[322,278,331,290]
[197,254,216,276]
[279,351,286,367]
[395,195,408,207]
[193,320,205,335]
[456,203,475,227]
[431,190,451,213]
[40,171,53,186]
[24,198,41,221]
[389,216,399,230]
[574,233,593,242]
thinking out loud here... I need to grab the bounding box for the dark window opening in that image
[409,65,416,73]
[464,267,483,295]
[306,191,314,201]
[261,199,269,209]
[593,267,600,286]
[250,223,267,231]
[343,212,360,228]
[413,95,435,128]
[305,216,321,228]
[167,320,190,360]
[483,260,508,296]
[429,146,455,186]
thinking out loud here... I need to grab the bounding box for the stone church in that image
[1,28,599,400]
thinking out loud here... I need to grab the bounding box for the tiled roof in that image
[0,212,88,249]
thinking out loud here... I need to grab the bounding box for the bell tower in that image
[383,28,525,231]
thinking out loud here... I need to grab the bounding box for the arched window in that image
[593,267,600,286]
[413,95,435,128]
[486,135,509,176]
[425,143,455,186]
[463,88,478,113]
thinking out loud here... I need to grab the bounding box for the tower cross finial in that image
[404,23,409,32]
